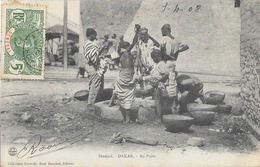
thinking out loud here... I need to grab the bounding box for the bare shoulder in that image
[165,60,176,69]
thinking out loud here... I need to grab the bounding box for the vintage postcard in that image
[1,1,46,80]
[1,0,260,167]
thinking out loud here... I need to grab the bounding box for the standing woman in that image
[110,24,141,123]
[84,28,106,112]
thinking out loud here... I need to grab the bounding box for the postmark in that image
[1,2,46,80]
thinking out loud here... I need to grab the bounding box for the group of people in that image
[98,33,133,71]
[84,24,205,123]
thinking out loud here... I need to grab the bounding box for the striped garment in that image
[84,40,104,106]
[84,40,109,77]
[84,40,99,66]
[88,71,104,105]
[114,69,136,109]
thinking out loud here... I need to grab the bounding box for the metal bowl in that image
[96,88,113,102]
[203,91,225,105]
[74,88,113,102]
[135,88,153,97]
[187,103,218,112]
[190,111,215,125]
[162,115,194,132]
[74,90,89,101]
[217,104,232,114]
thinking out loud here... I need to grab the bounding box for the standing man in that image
[84,28,107,112]
[160,24,189,113]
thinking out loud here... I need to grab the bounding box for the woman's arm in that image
[127,32,139,51]
[148,35,160,48]
[127,24,141,51]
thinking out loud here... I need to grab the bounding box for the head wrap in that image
[161,24,171,33]
[119,35,124,40]
[151,48,161,59]
[140,27,148,34]
[86,28,97,38]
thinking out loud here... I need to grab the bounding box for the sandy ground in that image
[1,0,259,166]
[1,67,259,167]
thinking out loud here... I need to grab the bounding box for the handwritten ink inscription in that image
[162,2,202,13]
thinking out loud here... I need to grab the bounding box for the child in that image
[76,67,86,78]
[140,48,168,122]
[75,53,87,78]
[97,55,110,77]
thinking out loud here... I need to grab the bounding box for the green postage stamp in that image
[1,2,46,80]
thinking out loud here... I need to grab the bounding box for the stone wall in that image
[240,0,260,128]
[80,0,142,38]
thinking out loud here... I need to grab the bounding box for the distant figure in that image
[71,42,79,56]
[76,67,86,78]
[101,34,111,55]
[118,35,130,54]
[75,53,87,78]
[108,34,119,70]
[110,34,118,50]
[109,24,140,123]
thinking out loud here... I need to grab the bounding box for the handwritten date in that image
[162,2,202,13]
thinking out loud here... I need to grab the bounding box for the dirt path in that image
[1,75,258,167]
[0,86,255,153]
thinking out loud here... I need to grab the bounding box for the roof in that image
[46,24,79,42]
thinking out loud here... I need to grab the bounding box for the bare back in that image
[120,51,134,71]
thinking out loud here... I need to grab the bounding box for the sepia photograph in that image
[0,0,259,166]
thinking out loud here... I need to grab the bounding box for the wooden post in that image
[79,15,85,53]
[63,0,68,69]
